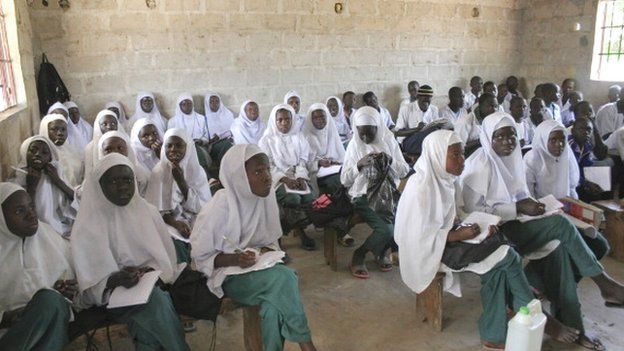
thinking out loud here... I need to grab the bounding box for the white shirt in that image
[464,91,479,110]
[595,102,624,137]
[438,105,468,125]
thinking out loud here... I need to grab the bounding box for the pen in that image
[11,166,28,174]
[222,236,244,254]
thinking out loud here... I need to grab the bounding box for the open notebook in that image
[517,195,563,223]
[460,211,502,244]
[107,270,162,309]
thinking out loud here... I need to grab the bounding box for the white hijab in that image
[96,131,150,195]
[203,92,234,138]
[62,101,92,149]
[395,130,461,294]
[302,102,345,164]
[461,112,529,206]
[145,128,211,211]
[39,114,83,187]
[85,110,127,176]
[71,154,180,299]
[129,91,167,133]
[231,100,266,145]
[191,144,282,297]
[0,183,73,318]
[130,118,161,171]
[325,96,351,140]
[344,106,396,159]
[14,136,75,236]
[168,92,209,141]
[105,101,128,130]
[284,90,305,131]
[523,119,580,199]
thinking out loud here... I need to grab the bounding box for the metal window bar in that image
[0,2,17,110]
[597,1,624,62]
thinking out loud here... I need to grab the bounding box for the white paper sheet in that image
[317,165,342,178]
[461,211,502,244]
[222,249,285,276]
[584,166,612,191]
[284,182,311,195]
[517,195,564,223]
[107,270,161,309]
[562,213,598,238]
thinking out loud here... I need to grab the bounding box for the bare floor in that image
[66,224,624,351]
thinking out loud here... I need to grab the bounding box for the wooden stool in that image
[323,213,365,271]
[416,272,445,331]
[592,200,624,262]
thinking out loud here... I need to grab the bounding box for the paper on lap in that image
[317,165,341,178]
[461,211,501,244]
[284,182,311,195]
[222,249,285,276]
[517,194,564,223]
[107,270,162,309]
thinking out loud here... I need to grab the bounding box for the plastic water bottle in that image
[504,299,547,351]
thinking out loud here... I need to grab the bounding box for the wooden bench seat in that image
[416,272,445,331]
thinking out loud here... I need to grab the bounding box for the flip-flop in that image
[376,255,393,272]
[337,234,355,247]
[349,263,369,279]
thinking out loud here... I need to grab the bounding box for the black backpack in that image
[36,53,70,116]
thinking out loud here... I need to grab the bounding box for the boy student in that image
[438,87,467,124]
[397,80,420,122]
[595,98,624,138]
[560,78,577,107]
[343,91,356,122]
[473,81,504,113]
[363,91,395,129]
[607,84,621,103]
[523,97,547,145]
[560,91,583,127]
[395,85,439,141]
[509,96,528,147]
[542,83,563,124]
[497,83,509,112]
[465,75,483,110]
[505,75,523,100]
[454,93,499,156]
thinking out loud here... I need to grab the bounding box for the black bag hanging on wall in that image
[36,53,70,116]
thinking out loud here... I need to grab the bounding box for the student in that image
[105,101,129,130]
[461,112,624,350]
[561,91,583,127]
[0,183,78,351]
[541,83,563,124]
[473,82,505,114]
[130,118,162,171]
[128,91,167,133]
[397,80,420,122]
[454,93,499,156]
[84,109,124,175]
[96,131,150,196]
[47,102,86,151]
[341,107,409,279]
[342,90,356,122]
[258,104,316,250]
[607,84,621,103]
[71,154,219,351]
[11,136,76,237]
[465,75,483,110]
[302,103,345,195]
[595,98,624,138]
[64,101,93,149]
[204,92,235,164]
[523,97,547,145]
[395,85,439,141]
[168,92,208,140]
[363,91,395,129]
[497,83,509,112]
[560,78,577,107]
[396,131,546,350]
[145,128,212,251]
[39,114,83,187]
[191,144,318,351]
[325,96,352,144]
[231,100,266,145]
[284,90,306,132]
[509,96,528,147]
[438,87,468,125]
[505,75,523,101]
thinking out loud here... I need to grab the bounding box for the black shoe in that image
[300,232,316,251]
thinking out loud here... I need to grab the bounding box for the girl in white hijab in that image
[462,112,624,350]
[341,106,409,279]
[145,128,211,249]
[12,136,76,237]
[96,131,150,196]
[105,101,129,130]
[0,183,77,350]
[64,101,93,149]
[191,144,318,351]
[130,118,162,171]
[203,92,235,165]
[83,109,126,176]
[128,91,167,133]
[70,154,212,351]
[284,90,306,132]
[325,96,352,144]
[259,104,316,250]
[395,130,536,349]
[168,92,209,140]
[47,102,85,151]
[39,114,84,187]
[231,100,266,145]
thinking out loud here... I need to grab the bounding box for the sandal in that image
[349,262,369,279]
[337,234,355,247]
[376,255,393,272]
[481,340,505,350]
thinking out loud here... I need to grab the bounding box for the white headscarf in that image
[461,112,529,206]
[85,110,127,176]
[191,144,282,297]
[71,154,181,302]
[105,101,128,130]
[62,101,92,149]
[39,114,83,187]
[168,92,209,141]
[325,96,351,140]
[95,131,150,196]
[0,183,73,318]
[14,136,75,236]
[47,102,83,149]
[145,128,211,211]
[231,100,266,145]
[130,118,161,171]
[395,130,461,294]
[302,103,345,164]
[203,92,234,138]
[258,104,311,185]
[284,90,306,132]
[523,119,580,199]
[129,91,167,133]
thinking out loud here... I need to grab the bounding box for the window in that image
[591,0,624,81]
[0,2,17,112]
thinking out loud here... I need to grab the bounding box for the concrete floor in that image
[67,224,624,351]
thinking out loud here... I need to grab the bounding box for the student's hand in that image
[237,250,257,268]
[171,163,186,184]
[281,177,298,189]
[0,308,24,327]
[107,269,140,290]
[260,246,274,254]
[296,178,307,190]
[448,223,480,242]
[26,167,42,188]
[516,198,546,216]
[151,139,162,153]
[174,220,191,238]
[487,225,499,239]
[583,181,604,195]
[210,135,220,143]
[54,279,79,300]
[357,154,375,171]
[318,159,332,168]
[415,122,426,131]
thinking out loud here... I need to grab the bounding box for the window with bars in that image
[591,0,624,81]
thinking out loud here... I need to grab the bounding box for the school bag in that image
[36,53,70,116]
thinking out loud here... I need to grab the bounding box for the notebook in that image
[460,211,502,244]
[317,165,342,178]
[517,195,564,223]
[107,270,161,309]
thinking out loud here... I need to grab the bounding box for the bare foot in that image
[577,332,605,351]
[481,339,505,350]
[544,315,579,344]
[299,341,317,351]
[593,273,624,306]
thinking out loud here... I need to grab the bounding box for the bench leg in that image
[323,228,337,271]
[243,306,263,351]
[416,273,444,332]
[604,211,624,262]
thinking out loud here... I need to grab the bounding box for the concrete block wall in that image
[28,0,522,123]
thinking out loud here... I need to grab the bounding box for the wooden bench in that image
[416,272,445,332]
[323,214,364,271]
[592,200,624,262]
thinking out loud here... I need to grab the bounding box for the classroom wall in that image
[27,0,523,122]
